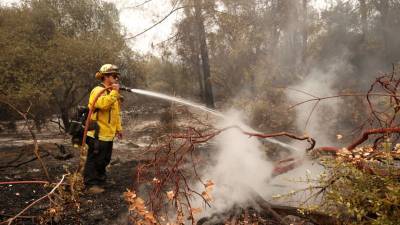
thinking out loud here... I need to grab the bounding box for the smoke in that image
[188,60,352,216]
[287,58,352,147]
[193,110,273,215]
[184,109,328,222]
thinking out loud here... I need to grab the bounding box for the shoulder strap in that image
[92,84,108,120]
[99,83,111,94]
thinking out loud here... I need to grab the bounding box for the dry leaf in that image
[201,191,213,202]
[190,207,202,215]
[124,189,137,203]
[338,148,351,155]
[205,180,215,193]
[144,212,157,223]
[177,211,184,224]
[205,180,214,188]
[134,197,146,213]
[166,190,175,200]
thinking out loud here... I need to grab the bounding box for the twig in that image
[304,101,319,130]
[0,180,49,185]
[125,6,186,40]
[288,92,398,110]
[124,0,153,9]
[1,175,66,225]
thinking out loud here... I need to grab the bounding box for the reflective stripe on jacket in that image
[87,86,122,141]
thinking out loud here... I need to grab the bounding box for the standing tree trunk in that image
[55,86,74,132]
[194,0,215,108]
[60,105,70,132]
[188,36,205,101]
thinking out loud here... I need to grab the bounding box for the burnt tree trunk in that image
[194,0,215,108]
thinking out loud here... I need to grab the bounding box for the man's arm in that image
[88,87,120,110]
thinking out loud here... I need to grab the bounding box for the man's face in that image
[104,73,119,84]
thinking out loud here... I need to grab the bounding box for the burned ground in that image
[0,104,162,225]
[0,103,322,225]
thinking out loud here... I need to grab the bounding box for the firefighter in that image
[84,64,123,194]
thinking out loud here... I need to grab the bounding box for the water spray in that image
[119,85,299,152]
[120,85,223,117]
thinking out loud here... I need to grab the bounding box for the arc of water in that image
[126,88,298,152]
[130,88,224,117]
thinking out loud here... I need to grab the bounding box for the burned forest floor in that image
[0,103,179,225]
[0,102,326,225]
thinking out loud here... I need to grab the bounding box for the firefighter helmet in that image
[95,64,120,80]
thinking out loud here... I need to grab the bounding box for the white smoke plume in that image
[193,110,274,215]
[287,66,347,147]
[189,109,326,221]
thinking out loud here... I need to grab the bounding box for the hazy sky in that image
[2,0,328,54]
[107,0,178,54]
[115,0,328,53]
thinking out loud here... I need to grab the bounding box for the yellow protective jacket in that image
[87,86,122,141]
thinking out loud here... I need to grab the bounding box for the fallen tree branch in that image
[172,126,316,150]
[272,159,304,177]
[347,127,400,150]
[312,127,400,153]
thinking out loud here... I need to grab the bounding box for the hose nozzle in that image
[119,85,132,92]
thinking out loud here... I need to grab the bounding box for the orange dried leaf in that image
[144,212,157,223]
[124,189,137,200]
[201,191,213,202]
[134,197,147,213]
[190,207,202,215]
[177,211,184,224]
[205,180,214,188]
